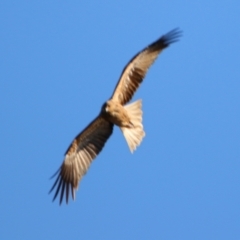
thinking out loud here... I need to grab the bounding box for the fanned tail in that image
[120,100,145,152]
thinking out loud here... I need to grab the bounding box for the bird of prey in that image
[50,28,181,204]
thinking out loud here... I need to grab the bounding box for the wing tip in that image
[49,169,76,205]
[161,28,183,46]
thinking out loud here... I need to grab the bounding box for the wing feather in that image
[111,28,182,105]
[49,116,113,204]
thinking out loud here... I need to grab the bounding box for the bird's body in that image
[50,28,182,204]
[103,100,132,127]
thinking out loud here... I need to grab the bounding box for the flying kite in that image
[50,28,181,204]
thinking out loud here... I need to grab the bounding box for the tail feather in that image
[121,100,145,152]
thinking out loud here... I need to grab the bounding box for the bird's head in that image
[101,101,110,113]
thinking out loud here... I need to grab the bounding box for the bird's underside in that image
[49,28,182,204]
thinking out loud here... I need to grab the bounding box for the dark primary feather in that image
[49,116,113,204]
[111,28,182,105]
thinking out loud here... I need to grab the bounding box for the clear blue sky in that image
[1,1,240,239]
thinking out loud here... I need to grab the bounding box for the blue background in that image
[1,1,240,239]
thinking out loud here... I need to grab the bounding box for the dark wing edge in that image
[49,116,113,205]
[155,28,182,47]
[110,28,182,105]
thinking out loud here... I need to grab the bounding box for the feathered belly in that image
[102,101,132,127]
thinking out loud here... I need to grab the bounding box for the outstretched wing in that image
[111,28,182,105]
[49,116,113,204]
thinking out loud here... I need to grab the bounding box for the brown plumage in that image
[49,28,182,204]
